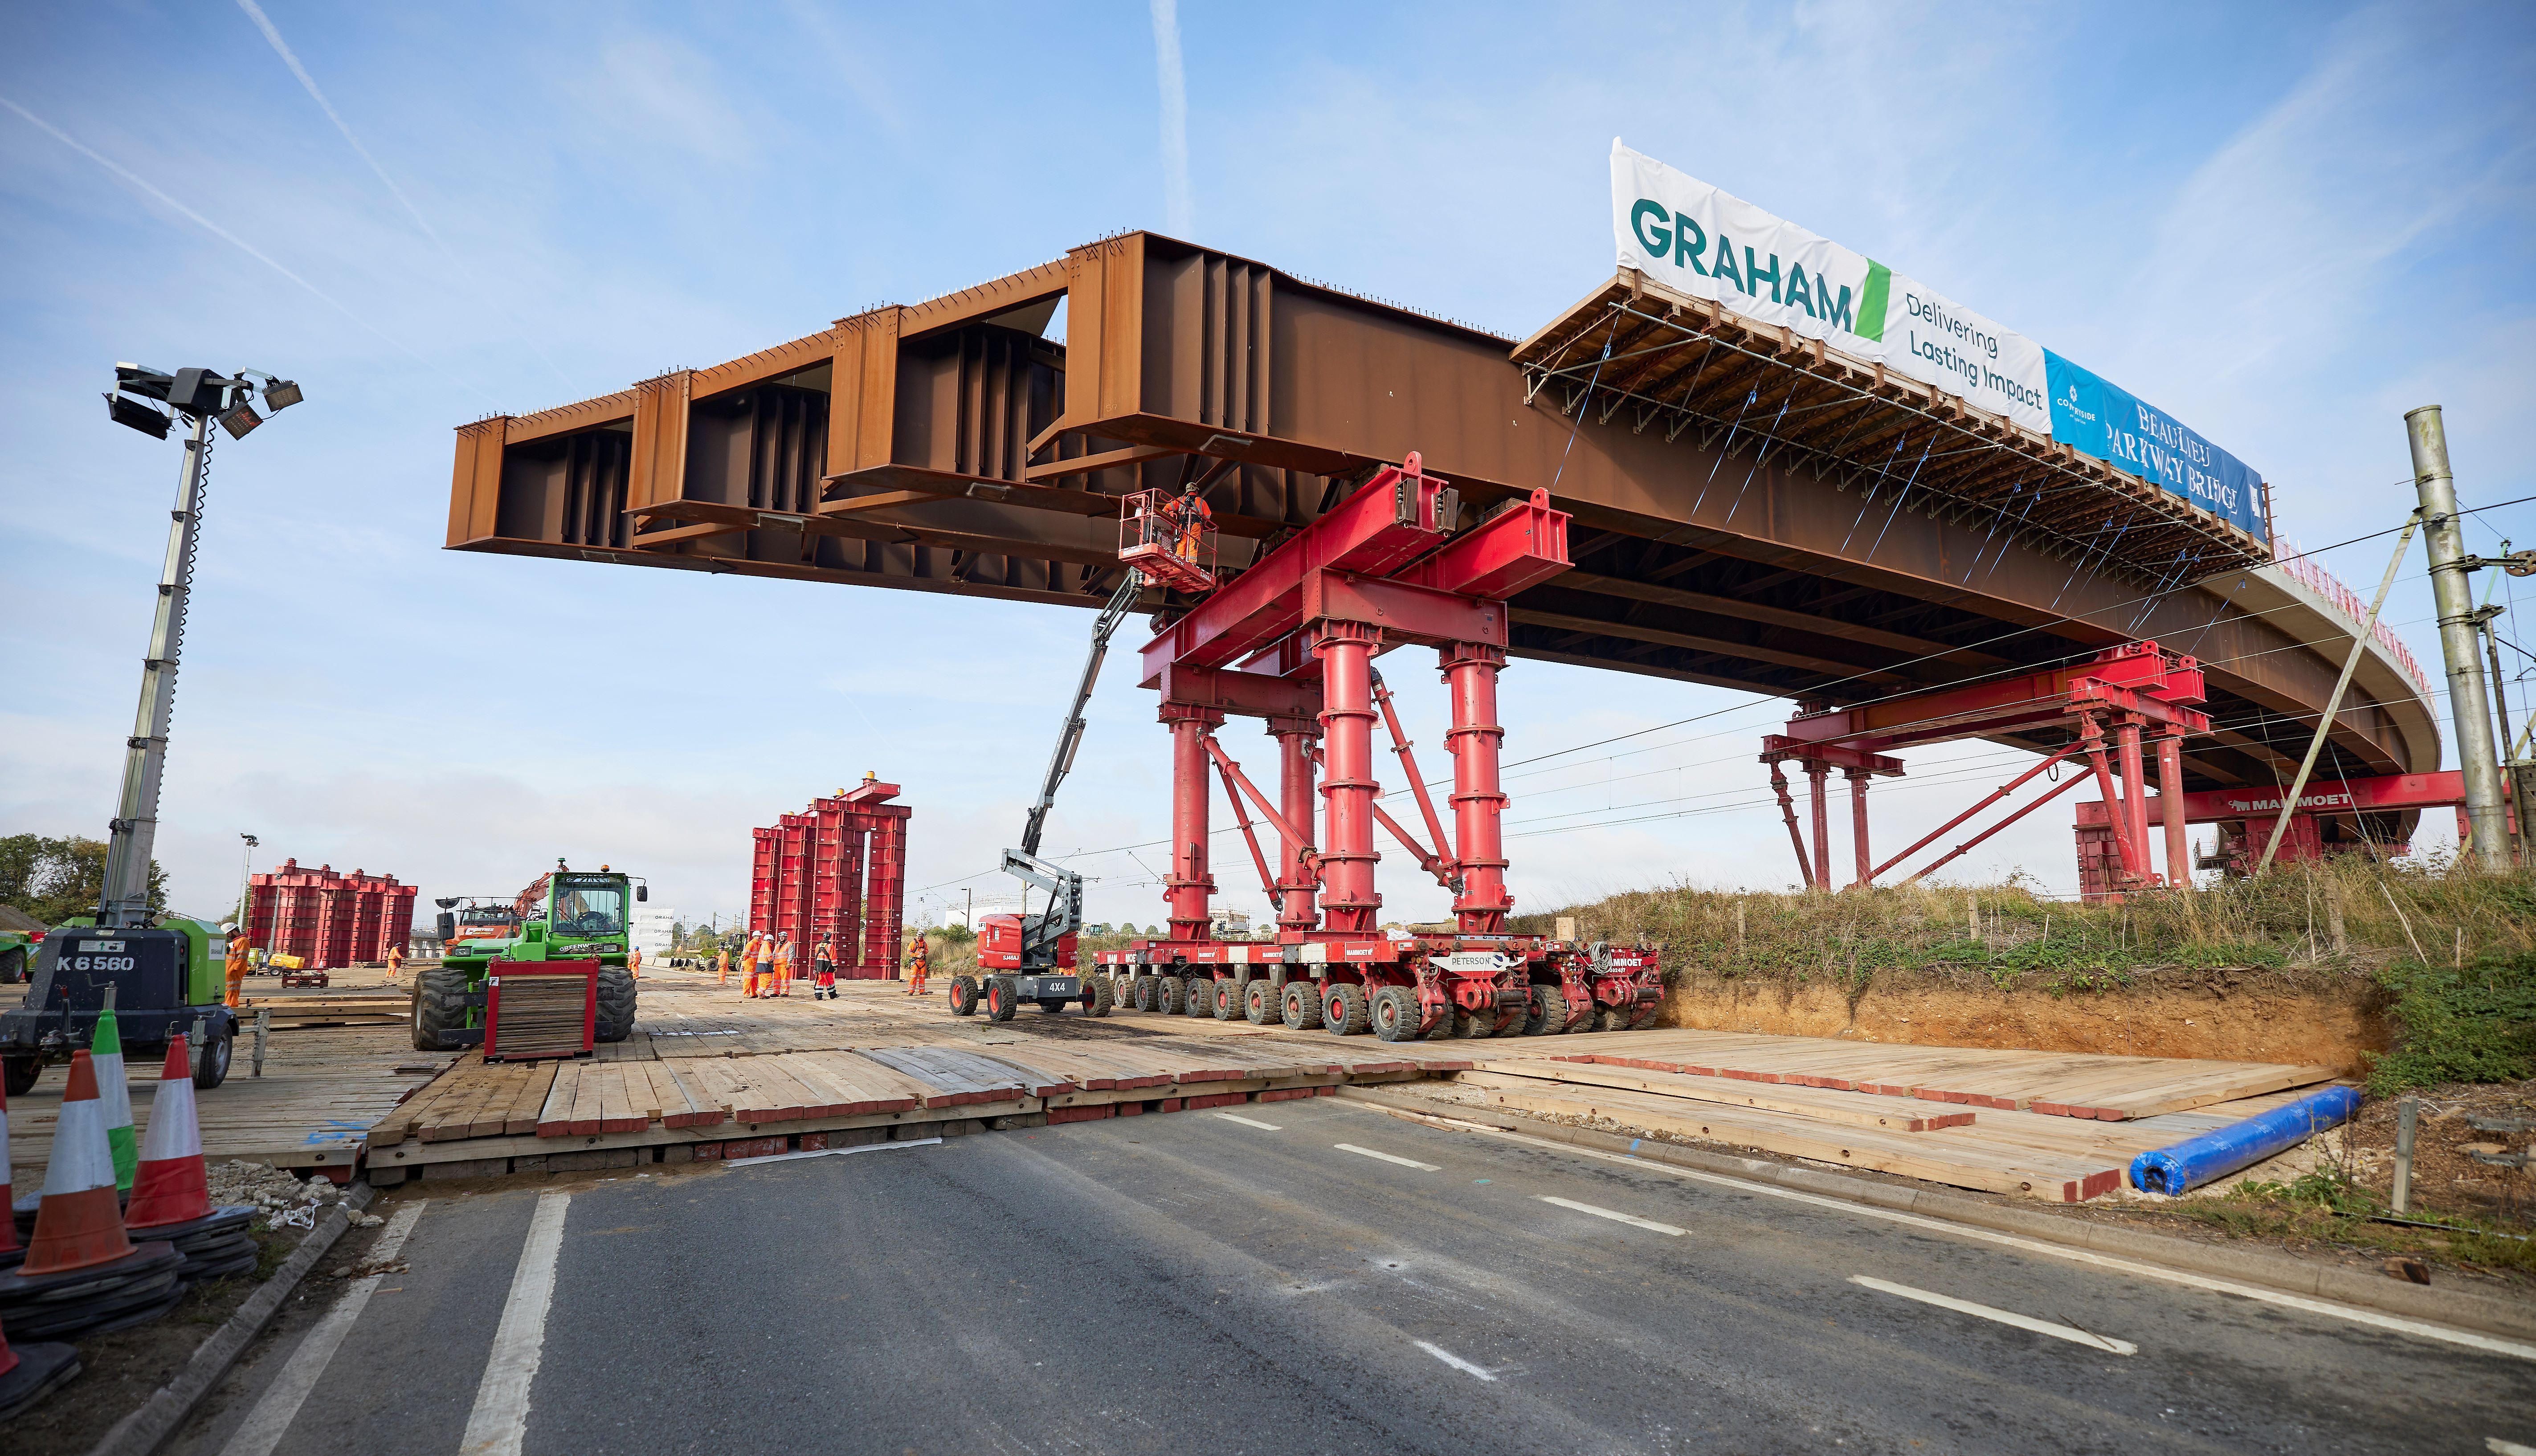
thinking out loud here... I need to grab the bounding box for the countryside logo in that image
[2058,383,2096,426]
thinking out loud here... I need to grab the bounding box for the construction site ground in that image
[9,965,2351,1208]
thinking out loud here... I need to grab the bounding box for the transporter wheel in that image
[1243,980,1277,1024]
[1324,983,1370,1036]
[1520,985,1560,1036]
[1183,975,1215,1018]
[1082,975,1114,1018]
[1282,981,1323,1030]
[1558,990,1594,1034]
[1591,1004,1623,1033]
[1153,975,1184,1016]
[987,975,1019,1022]
[1111,971,1133,1007]
[595,966,637,1043]
[1627,1002,1661,1031]
[4,1056,38,1097]
[1370,987,1420,1042]
[1130,975,1156,1011]
[409,966,473,1052]
[1459,1002,1497,1040]
[947,975,981,1016]
[1213,979,1243,1020]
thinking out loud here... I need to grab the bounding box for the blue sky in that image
[3,2,2530,932]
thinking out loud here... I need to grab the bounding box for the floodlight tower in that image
[96,365,303,928]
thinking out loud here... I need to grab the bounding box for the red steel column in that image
[1162,703,1223,942]
[1313,621,1384,934]
[1269,715,1320,933]
[1845,769,1873,889]
[1806,763,1832,892]
[2156,729,2191,889]
[2117,716,2149,887]
[1441,643,1511,935]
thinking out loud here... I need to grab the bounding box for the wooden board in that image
[1460,1062,1977,1132]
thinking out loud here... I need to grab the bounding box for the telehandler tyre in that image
[986,975,1019,1022]
[595,966,637,1043]
[947,975,981,1016]
[410,966,473,1052]
[1080,975,1113,1017]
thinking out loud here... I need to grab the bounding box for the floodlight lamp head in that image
[217,404,263,440]
[106,392,174,439]
[260,377,303,412]
[114,363,176,402]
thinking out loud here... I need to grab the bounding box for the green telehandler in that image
[410,861,641,1052]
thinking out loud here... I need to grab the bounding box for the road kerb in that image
[85,1184,379,1456]
[1334,1085,2536,1345]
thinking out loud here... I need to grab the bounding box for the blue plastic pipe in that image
[2129,1085,2363,1195]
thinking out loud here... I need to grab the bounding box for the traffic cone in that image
[123,1037,211,1232]
[0,1073,20,1259]
[90,1001,137,1192]
[19,1052,134,1275]
[0,1308,82,1423]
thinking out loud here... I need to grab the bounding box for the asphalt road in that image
[169,1097,2532,1456]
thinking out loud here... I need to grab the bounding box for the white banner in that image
[1611,141,2051,435]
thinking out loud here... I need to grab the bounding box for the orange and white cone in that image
[124,1037,211,1233]
[19,1052,134,1275]
[0,1073,19,1256]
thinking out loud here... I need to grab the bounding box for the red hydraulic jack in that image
[1763,642,2213,900]
[1095,455,1664,1041]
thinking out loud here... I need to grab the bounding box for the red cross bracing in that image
[1760,641,2213,901]
[1094,456,1664,1042]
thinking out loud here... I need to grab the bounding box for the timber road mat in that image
[5,971,2345,1203]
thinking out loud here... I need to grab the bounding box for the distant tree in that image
[0,834,165,926]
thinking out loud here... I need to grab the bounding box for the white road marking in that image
[217,1201,429,1456]
[2489,1440,2536,1456]
[1538,1195,1686,1236]
[1851,1275,2137,1355]
[459,1190,572,1456]
[1390,1110,2536,1363]
[1215,1113,1282,1130]
[1334,1142,1439,1171]
[726,1136,941,1167]
[1414,1340,1498,1381]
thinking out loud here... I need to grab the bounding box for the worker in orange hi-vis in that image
[716,945,731,985]
[813,937,838,1001]
[628,945,642,980]
[905,932,930,996]
[223,927,250,1007]
[1169,481,1211,563]
[740,934,764,998]
[384,942,405,980]
[772,936,794,996]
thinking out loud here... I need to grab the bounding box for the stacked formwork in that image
[245,860,417,967]
[748,777,910,977]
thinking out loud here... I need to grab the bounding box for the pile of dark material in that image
[0,1242,182,1341]
[137,1207,260,1282]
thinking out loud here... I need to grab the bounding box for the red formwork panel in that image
[245,861,416,967]
[749,828,779,935]
[749,780,909,977]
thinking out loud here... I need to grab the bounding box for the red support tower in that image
[1761,641,2213,900]
[1093,457,1663,1042]
[749,776,911,978]
[245,861,416,967]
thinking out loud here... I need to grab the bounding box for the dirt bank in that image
[1661,965,2392,1074]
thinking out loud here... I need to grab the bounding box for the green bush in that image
[2366,950,2536,1094]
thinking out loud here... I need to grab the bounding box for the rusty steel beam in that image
[444,230,2438,792]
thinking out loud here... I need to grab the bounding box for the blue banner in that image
[2045,351,2267,540]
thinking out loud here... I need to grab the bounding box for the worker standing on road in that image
[716,945,731,985]
[813,937,838,1001]
[772,936,794,996]
[384,942,405,980]
[905,931,930,997]
[223,926,250,1007]
[745,934,771,998]
[629,945,642,980]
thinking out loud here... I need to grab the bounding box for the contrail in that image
[1149,0,1192,235]
[233,0,572,386]
[0,93,482,398]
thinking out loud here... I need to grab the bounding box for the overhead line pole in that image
[2406,405,2511,868]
